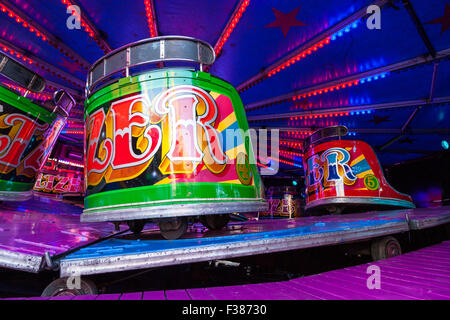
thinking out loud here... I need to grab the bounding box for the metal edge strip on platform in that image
[81,200,268,222]
[408,213,450,230]
[59,220,408,277]
[305,197,415,210]
[5,241,450,300]
[0,191,32,202]
[0,249,43,273]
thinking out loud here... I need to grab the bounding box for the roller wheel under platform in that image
[158,217,188,240]
[200,214,230,231]
[41,278,97,297]
[371,236,402,261]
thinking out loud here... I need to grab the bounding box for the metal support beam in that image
[253,127,450,135]
[402,0,436,57]
[379,105,421,151]
[357,128,450,134]
[401,106,421,132]
[248,96,450,121]
[429,61,439,102]
[378,148,433,155]
[378,135,404,151]
[279,138,306,144]
[245,48,450,111]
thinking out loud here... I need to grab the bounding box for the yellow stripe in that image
[157,144,246,176]
[225,144,246,160]
[210,91,221,99]
[220,179,242,184]
[210,91,236,131]
[144,177,245,186]
[350,154,365,167]
[217,112,237,132]
[198,144,245,173]
[154,177,172,185]
[196,144,246,174]
[356,169,374,179]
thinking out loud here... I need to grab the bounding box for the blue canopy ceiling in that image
[0,0,448,175]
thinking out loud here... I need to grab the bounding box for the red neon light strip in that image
[63,130,83,134]
[267,38,331,79]
[57,168,83,174]
[271,156,302,167]
[289,111,350,120]
[264,154,303,167]
[279,159,296,166]
[282,131,312,137]
[279,155,302,164]
[246,80,359,112]
[0,2,89,70]
[239,37,331,92]
[0,4,47,41]
[265,147,304,159]
[291,80,359,101]
[280,152,303,161]
[49,158,84,168]
[144,0,158,37]
[3,83,52,100]
[214,0,250,56]
[0,44,33,64]
[277,145,304,155]
[280,141,303,149]
[256,162,269,169]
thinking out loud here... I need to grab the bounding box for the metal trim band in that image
[81,200,268,222]
[60,220,408,277]
[305,196,416,210]
[84,195,265,213]
[0,249,43,273]
[0,52,45,93]
[0,190,33,201]
[87,36,216,96]
[304,125,348,150]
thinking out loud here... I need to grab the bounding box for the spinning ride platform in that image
[0,197,448,278]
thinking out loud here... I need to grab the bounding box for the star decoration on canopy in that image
[369,115,391,125]
[425,3,450,34]
[58,57,83,74]
[265,7,307,37]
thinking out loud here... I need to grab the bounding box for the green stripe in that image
[85,182,259,210]
[86,199,266,214]
[0,179,34,191]
[0,86,56,124]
